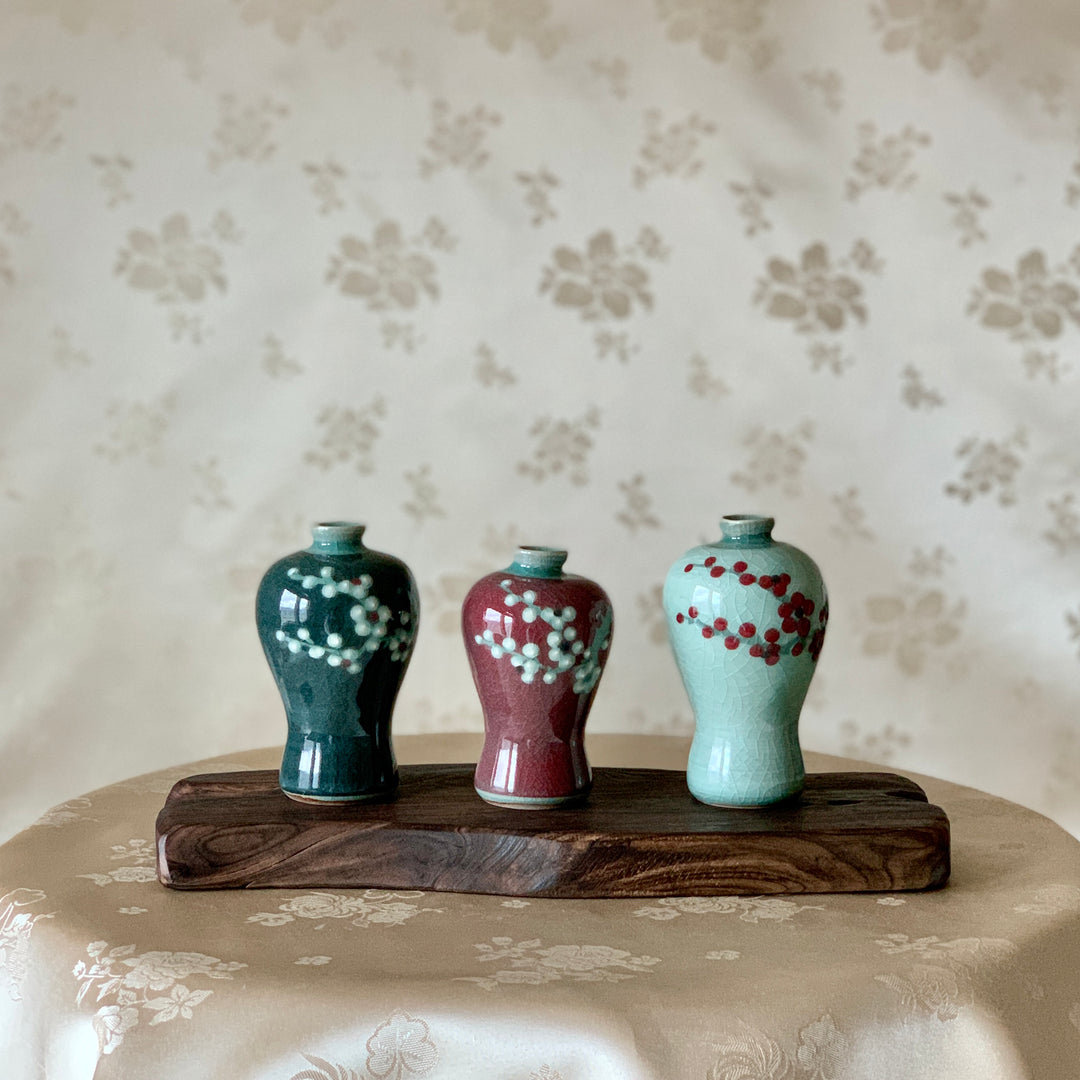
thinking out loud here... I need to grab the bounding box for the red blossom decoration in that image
[674,560,827,665]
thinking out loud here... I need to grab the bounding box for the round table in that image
[2,734,1079,1079]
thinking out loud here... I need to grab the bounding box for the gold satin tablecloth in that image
[2,734,1079,1079]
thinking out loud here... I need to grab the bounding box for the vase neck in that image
[506,546,568,579]
[718,514,774,547]
[307,521,367,555]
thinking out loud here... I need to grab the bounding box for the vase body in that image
[256,522,418,802]
[663,515,828,807]
[462,547,613,808]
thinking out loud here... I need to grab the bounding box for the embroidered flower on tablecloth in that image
[247,890,441,929]
[287,1011,439,1080]
[634,895,823,923]
[73,941,246,1055]
[456,937,659,990]
[0,889,53,1000]
[366,1009,439,1077]
[872,934,1020,1022]
[77,837,158,887]
[707,1014,849,1080]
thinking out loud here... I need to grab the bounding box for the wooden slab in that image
[155,765,950,898]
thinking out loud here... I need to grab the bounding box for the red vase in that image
[462,546,613,808]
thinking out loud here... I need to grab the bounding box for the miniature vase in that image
[462,546,613,808]
[256,521,419,802]
[662,514,828,808]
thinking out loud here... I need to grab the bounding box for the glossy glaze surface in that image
[255,522,418,801]
[463,547,612,808]
[663,515,828,807]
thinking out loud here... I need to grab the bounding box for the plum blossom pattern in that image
[656,0,779,69]
[273,564,415,669]
[869,0,993,76]
[72,941,246,1055]
[472,579,611,691]
[670,556,828,665]
[115,213,226,303]
[457,937,660,990]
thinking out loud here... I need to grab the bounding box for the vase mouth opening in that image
[720,514,774,538]
[309,522,367,552]
[509,546,569,575]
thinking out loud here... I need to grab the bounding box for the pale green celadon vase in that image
[662,514,828,807]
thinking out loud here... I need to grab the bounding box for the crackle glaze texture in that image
[664,516,827,807]
[463,548,612,807]
[256,522,418,801]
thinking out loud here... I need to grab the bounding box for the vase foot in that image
[475,787,590,810]
[281,787,397,804]
[689,787,803,810]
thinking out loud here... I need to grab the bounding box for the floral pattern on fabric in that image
[634,896,824,923]
[0,888,53,1000]
[72,941,246,1055]
[77,838,158,887]
[457,937,660,990]
[246,891,442,929]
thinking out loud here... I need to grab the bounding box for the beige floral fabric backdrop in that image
[1,0,1078,842]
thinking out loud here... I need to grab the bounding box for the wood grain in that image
[155,765,950,897]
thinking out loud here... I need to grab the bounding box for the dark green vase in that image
[255,522,419,802]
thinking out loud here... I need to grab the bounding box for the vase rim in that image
[308,521,367,552]
[719,514,774,538]
[508,545,568,576]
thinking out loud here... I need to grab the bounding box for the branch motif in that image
[673,558,827,664]
[275,565,414,671]
[473,580,611,692]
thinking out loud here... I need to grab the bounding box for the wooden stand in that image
[156,765,949,898]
